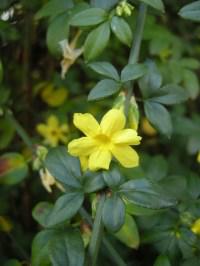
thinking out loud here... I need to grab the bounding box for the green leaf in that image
[139,0,165,12]
[179,1,200,22]
[0,116,15,150]
[49,229,84,266]
[46,12,70,56]
[120,178,176,209]
[82,172,105,193]
[180,58,200,70]
[144,101,172,137]
[0,59,3,83]
[150,84,188,105]
[111,16,132,47]
[88,61,120,80]
[47,192,84,226]
[121,63,147,83]
[84,21,110,61]
[35,0,74,20]
[4,259,22,266]
[187,173,200,199]
[143,155,168,181]
[103,168,124,188]
[139,60,162,98]
[88,79,120,101]
[31,228,84,266]
[70,8,107,26]
[91,0,118,10]
[183,69,199,99]
[32,202,53,227]
[102,195,125,232]
[154,255,171,266]
[114,214,140,249]
[0,153,28,185]
[126,202,161,216]
[45,147,81,189]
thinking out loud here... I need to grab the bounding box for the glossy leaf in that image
[102,194,125,232]
[179,1,200,22]
[121,63,147,83]
[88,79,120,101]
[111,16,132,47]
[70,8,107,26]
[144,101,172,137]
[47,192,84,226]
[139,0,164,12]
[83,172,105,193]
[88,61,120,80]
[84,22,110,61]
[45,146,81,188]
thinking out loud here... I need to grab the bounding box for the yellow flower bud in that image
[191,218,200,235]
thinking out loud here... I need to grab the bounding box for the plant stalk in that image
[88,194,105,266]
[79,207,127,266]
[125,3,147,116]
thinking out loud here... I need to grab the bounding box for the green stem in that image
[125,3,147,116]
[6,110,33,148]
[88,194,105,266]
[79,208,127,266]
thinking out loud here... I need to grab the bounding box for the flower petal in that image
[68,137,97,156]
[73,113,100,137]
[111,145,139,168]
[36,124,48,136]
[112,129,142,145]
[100,109,126,136]
[88,149,112,171]
[47,115,59,127]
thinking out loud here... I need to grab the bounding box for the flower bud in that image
[116,1,134,17]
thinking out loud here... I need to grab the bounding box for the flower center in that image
[95,134,111,148]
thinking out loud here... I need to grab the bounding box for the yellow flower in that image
[68,109,141,171]
[197,151,200,163]
[60,31,83,79]
[191,218,200,235]
[141,118,157,136]
[41,84,68,107]
[36,115,69,147]
[39,168,65,193]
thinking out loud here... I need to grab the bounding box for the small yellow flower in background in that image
[141,118,157,136]
[197,151,200,163]
[60,31,83,79]
[191,218,200,235]
[41,83,68,107]
[36,115,69,147]
[39,168,65,193]
[68,109,141,171]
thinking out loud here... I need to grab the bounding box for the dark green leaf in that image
[144,101,172,137]
[84,21,110,61]
[88,79,120,101]
[88,61,120,80]
[45,147,81,188]
[0,59,3,83]
[32,202,53,227]
[111,16,132,47]
[103,168,124,188]
[139,61,162,97]
[83,172,105,193]
[70,8,107,26]
[0,117,15,150]
[120,178,176,209]
[179,1,200,22]
[126,202,161,216]
[114,214,140,248]
[46,13,70,56]
[102,194,125,232]
[121,63,147,83]
[35,0,74,20]
[150,84,188,105]
[180,58,200,70]
[154,255,171,266]
[91,0,118,10]
[187,173,200,199]
[47,192,84,226]
[139,0,165,12]
[49,229,84,266]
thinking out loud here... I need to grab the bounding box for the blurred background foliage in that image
[0,0,200,265]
